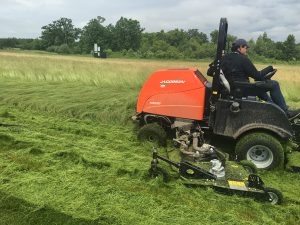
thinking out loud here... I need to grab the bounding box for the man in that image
[221,38,300,120]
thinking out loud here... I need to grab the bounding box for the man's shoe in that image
[287,109,300,121]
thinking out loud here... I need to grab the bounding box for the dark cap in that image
[233,39,249,48]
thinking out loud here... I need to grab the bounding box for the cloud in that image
[0,0,299,42]
[15,0,64,8]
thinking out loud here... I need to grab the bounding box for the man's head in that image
[231,39,249,55]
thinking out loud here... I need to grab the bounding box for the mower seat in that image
[233,81,271,100]
[233,81,258,98]
[219,73,258,100]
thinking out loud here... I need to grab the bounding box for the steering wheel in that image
[264,69,277,80]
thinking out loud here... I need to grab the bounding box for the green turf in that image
[0,106,299,225]
[0,52,299,225]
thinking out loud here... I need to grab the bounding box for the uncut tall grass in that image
[0,52,207,88]
[0,51,299,124]
[0,52,207,124]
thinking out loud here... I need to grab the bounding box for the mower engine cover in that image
[136,68,208,120]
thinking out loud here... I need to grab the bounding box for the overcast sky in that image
[0,0,299,42]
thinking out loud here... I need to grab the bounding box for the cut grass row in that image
[0,106,299,225]
[0,78,137,125]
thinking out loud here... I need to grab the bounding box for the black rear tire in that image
[138,123,167,146]
[264,187,283,205]
[235,132,284,170]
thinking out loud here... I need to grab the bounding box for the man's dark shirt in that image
[221,52,266,85]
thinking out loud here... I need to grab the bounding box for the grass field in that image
[0,51,299,225]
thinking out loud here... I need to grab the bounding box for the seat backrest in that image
[219,70,230,93]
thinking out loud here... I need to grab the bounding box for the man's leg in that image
[244,87,272,102]
[267,80,288,112]
[257,91,273,102]
[254,80,299,120]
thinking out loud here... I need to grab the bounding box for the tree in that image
[210,30,218,44]
[226,34,237,49]
[140,32,156,53]
[282,34,298,61]
[180,38,201,58]
[80,16,109,53]
[296,44,300,60]
[165,29,188,47]
[152,40,171,52]
[19,39,43,50]
[111,17,144,51]
[41,17,80,48]
[156,30,167,42]
[187,29,208,44]
[209,30,236,47]
[0,38,18,49]
[254,32,278,59]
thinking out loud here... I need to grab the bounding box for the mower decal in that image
[160,80,186,87]
[228,180,247,191]
[149,101,161,105]
[160,80,186,84]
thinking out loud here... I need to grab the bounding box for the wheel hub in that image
[148,135,157,142]
[247,145,273,169]
[268,192,279,205]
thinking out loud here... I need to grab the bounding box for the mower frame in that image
[134,18,299,170]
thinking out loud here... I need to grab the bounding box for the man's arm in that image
[242,57,264,81]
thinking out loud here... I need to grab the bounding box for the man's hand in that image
[264,69,277,80]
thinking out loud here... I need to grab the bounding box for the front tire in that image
[138,123,167,146]
[264,187,283,205]
[235,132,284,170]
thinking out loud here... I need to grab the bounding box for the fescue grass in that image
[0,51,299,225]
[0,51,206,88]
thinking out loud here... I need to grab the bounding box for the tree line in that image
[0,16,300,61]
